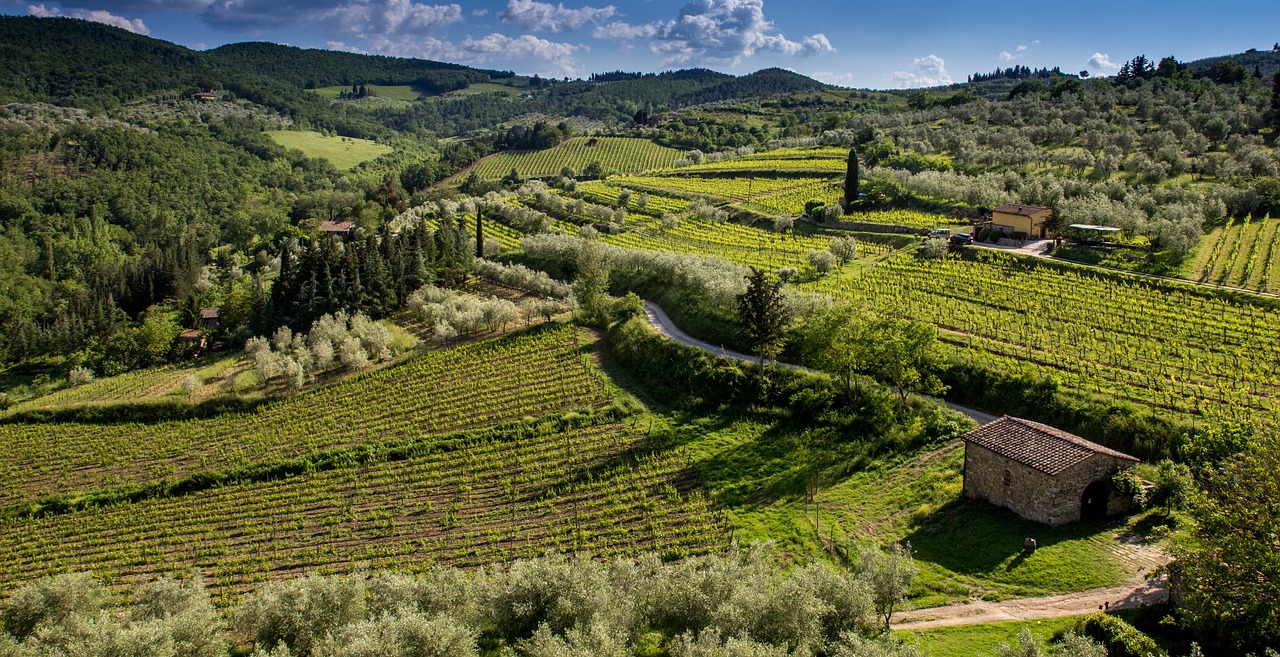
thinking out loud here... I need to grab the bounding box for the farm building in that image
[176,329,207,351]
[319,220,357,239]
[962,416,1139,526]
[200,307,220,329]
[992,204,1055,239]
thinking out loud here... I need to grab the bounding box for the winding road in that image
[641,300,1171,628]
[641,301,998,425]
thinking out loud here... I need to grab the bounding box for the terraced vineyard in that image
[572,182,690,216]
[0,325,611,505]
[1189,215,1280,293]
[0,415,725,597]
[614,175,833,202]
[471,137,680,179]
[674,157,847,175]
[813,252,1280,425]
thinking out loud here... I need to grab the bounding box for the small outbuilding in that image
[319,220,357,239]
[992,204,1055,239]
[962,416,1139,526]
[199,307,220,330]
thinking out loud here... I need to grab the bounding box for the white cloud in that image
[592,0,833,67]
[370,32,584,77]
[500,0,615,33]
[890,54,952,88]
[998,50,1014,62]
[1087,52,1119,72]
[810,70,857,87]
[27,3,149,33]
[202,0,461,38]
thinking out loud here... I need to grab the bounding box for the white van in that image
[928,228,951,238]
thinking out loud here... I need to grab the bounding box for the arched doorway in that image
[1081,480,1109,521]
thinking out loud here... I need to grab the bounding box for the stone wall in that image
[963,443,1137,526]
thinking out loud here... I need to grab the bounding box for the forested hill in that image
[202,42,502,93]
[0,16,831,130]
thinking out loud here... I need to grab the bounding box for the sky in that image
[4,0,1279,88]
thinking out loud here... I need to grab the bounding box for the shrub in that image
[67,366,95,387]
[1075,613,1165,657]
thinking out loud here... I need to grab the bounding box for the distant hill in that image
[1185,48,1280,79]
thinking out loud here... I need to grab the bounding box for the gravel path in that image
[894,570,1169,630]
[642,301,997,425]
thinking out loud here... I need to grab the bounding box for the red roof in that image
[963,416,1138,476]
[177,329,205,341]
[994,204,1052,216]
[200,307,220,319]
[319,220,356,233]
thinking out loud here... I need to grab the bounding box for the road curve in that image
[641,301,997,425]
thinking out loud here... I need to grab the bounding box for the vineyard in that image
[470,137,681,179]
[0,324,612,506]
[812,252,1280,425]
[1188,215,1280,294]
[5,355,245,413]
[0,414,725,598]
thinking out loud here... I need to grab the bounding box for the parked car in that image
[928,228,951,239]
[949,233,973,245]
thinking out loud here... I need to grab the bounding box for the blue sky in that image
[4,0,1278,88]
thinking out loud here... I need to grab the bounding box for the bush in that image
[67,366,95,387]
[1075,613,1165,657]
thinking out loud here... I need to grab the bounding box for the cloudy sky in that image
[6,0,1277,87]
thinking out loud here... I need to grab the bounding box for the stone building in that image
[962,416,1139,526]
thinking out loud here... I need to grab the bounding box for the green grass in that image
[471,137,680,179]
[897,615,1082,657]
[666,421,1135,605]
[310,84,423,101]
[266,130,392,170]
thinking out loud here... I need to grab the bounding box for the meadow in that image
[266,130,392,169]
[309,84,424,101]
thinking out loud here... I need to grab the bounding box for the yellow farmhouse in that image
[992,204,1055,239]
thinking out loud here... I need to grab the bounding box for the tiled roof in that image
[963,416,1138,476]
[200,307,219,319]
[319,220,356,233]
[993,204,1052,216]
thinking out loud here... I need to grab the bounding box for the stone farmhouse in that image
[962,416,1139,526]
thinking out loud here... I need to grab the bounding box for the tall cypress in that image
[844,148,859,206]
[475,208,485,259]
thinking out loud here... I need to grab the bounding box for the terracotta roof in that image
[993,204,1052,216]
[200,307,219,319]
[177,329,204,341]
[963,416,1138,476]
[319,220,356,233]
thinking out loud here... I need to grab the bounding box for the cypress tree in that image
[476,208,485,259]
[844,148,859,207]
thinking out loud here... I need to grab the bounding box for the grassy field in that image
[5,355,247,413]
[470,137,680,179]
[310,84,423,101]
[897,616,1081,657]
[266,130,392,169]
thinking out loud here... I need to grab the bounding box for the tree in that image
[573,239,611,325]
[1175,432,1280,652]
[860,542,917,633]
[829,236,859,266]
[735,267,788,364]
[1270,70,1280,129]
[475,208,484,260]
[861,316,946,404]
[844,148,860,205]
